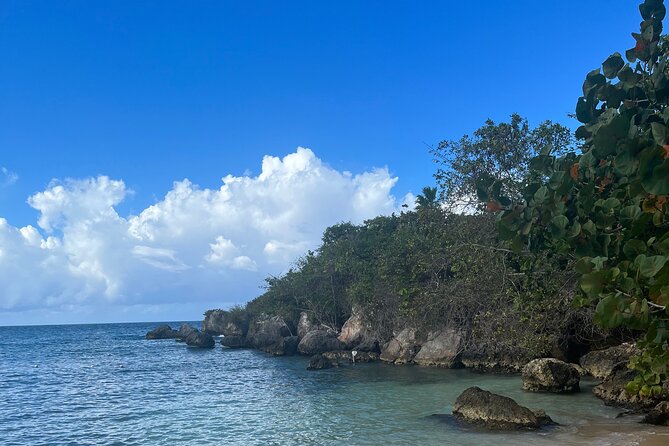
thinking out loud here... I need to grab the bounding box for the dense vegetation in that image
[480,0,669,394]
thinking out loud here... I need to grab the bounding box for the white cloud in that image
[1,167,18,187]
[0,148,409,323]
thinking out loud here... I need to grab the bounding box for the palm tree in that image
[415,186,439,210]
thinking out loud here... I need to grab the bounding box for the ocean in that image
[0,322,666,445]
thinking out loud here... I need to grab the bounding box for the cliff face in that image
[202,309,247,336]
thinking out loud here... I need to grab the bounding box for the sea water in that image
[0,322,667,446]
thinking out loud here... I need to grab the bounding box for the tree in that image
[480,0,669,396]
[432,114,574,213]
[415,186,439,210]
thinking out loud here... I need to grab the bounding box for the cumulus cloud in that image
[0,148,410,323]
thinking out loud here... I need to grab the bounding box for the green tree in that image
[415,186,439,210]
[480,0,669,396]
[433,114,574,212]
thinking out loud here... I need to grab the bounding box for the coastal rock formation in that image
[221,335,246,348]
[337,306,378,351]
[452,386,554,430]
[580,343,639,380]
[297,330,345,355]
[522,358,580,393]
[322,350,379,364]
[145,324,180,340]
[380,328,421,364]
[592,363,669,409]
[297,312,317,339]
[643,401,669,426]
[413,329,462,367]
[307,354,334,370]
[185,330,215,348]
[202,309,247,337]
[458,351,527,373]
[246,315,297,356]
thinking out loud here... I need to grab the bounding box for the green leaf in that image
[636,254,668,278]
[603,53,625,79]
[620,205,642,227]
[624,239,648,258]
[651,122,667,145]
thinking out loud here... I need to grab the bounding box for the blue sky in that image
[0,1,641,324]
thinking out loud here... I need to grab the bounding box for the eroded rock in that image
[642,401,669,426]
[452,386,554,430]
[298,330,345,355]
[307,354,334,371]
[522,358,580,393]
[145,324,180,340]
[413,329,462,367]
[580,344,639,380]
[380,328,421,364]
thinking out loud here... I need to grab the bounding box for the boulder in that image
[413,329,462,367]
[592,363,667,409]
[297,312,317,339]
[353,338,381,353]
[522,358,580,393]
[642,401,669,426]
[178,324,198,339]
[184,330,215,348]
[202,309,247,337]
[145,324,180,340]
[580,343,639,380]
[307,354,334,370]
[452,386,554,430]
[298,330,345,356]
[338,307,378,350]
[380,328,421,364]
[246,315,297,356]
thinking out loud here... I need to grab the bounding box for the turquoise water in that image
[0,322,666,445]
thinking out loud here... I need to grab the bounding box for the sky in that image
[0,0,641,325]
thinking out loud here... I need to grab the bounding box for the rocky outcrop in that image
[145,324,180,340]
[337,306,379,352]
[185,330,215,348]
[297,312,317,339]
[522,358,580,393]
[246,315,297,356]
[202,309,247,337]
[452,386,554,430]
[298,330,345,356]
[592,363,668,409]
[221,335,246,348]
[380,328,421,364]
[322,350,379,364]
[642,401,669,426]
[413,329,462,367]
[580,343,639,380]
[307,354,334,370]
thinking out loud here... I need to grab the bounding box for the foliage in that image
[432,114,574,212]
[415,186,439,210]
[479,0,669,396]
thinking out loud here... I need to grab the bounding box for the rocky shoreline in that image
[145,308,669,430]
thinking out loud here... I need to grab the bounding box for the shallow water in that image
[0,322,667,445]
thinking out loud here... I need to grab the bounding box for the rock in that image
[221,335,246,348]
[353,338,380,353]
[145,324,180,340]
[246,315,297,355]
[580,343,639,380]
[413,329,462,367]
[380,328,421,364]
[459,351,527,374]
[178,324,198,339]
[522,358,580,393]
[338,306,378,350]
[307,354,334,370]
[322,350,379,364]
[642,401,669,426]
[184,330,215,348]
[592,364,669,410]
[202,309,248,337]
[297,330,345,356]
[297,312,317,339]
[452,386,554,430]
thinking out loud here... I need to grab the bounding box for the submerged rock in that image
[452,386,554,430]
[298,330,345,356]
[145,324,180,340]
[380,328,421,364]
[413,329,462,367]
[522,358,580,393]
[322,350,379,364]
[580,343,639,380]
[307,354,333,370]
[642,401,669,426]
